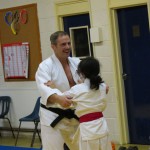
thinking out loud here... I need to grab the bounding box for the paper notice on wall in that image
[2,42,29,79]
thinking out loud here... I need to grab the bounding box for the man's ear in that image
[51,44,55,50]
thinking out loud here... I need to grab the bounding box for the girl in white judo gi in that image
[46,57,112,150]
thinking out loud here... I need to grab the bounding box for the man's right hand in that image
[47,94,72,108]
[56,95,72,108]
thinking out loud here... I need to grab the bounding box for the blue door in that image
[117,5,150,144]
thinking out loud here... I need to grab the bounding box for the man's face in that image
[52,35,71,60]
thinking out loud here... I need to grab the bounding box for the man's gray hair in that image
[50,31,69,45]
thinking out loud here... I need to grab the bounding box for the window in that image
[69,26,91,58]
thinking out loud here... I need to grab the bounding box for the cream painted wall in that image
[89,0,120,143]
[0,0,57,129]
[0,0,121,144]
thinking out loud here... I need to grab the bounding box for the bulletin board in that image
[0,4,42,81]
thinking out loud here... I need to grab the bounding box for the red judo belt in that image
[79,112,103,123]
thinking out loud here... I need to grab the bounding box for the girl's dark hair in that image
[77,57,103,90]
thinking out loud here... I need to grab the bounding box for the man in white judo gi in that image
[35,31,80,150]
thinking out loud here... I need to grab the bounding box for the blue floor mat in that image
[0,146,41,150]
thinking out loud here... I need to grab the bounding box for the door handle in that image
[122,73,128,80]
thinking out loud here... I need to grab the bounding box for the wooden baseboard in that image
[0,127,41,133]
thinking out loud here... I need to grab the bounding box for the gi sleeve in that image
[35,60,62,106]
